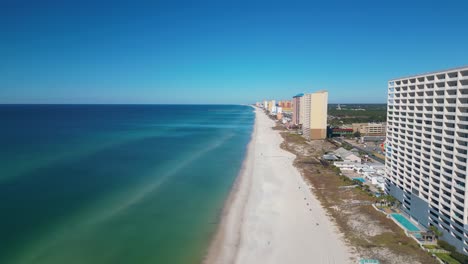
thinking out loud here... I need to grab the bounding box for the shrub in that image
[438,240,456,252]
[451,252,468,264]
[438,240,468,264]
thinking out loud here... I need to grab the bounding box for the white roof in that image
[343,154,361,161]
[334,147,354,158]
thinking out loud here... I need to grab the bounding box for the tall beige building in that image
[267,100,276,112]
[301,90,328,139]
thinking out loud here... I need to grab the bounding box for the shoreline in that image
[204,108,355,264]
[203,106,257,264]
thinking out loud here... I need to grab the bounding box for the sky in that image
[1,0,468,104]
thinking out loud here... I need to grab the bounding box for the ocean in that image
[0,104,254,264]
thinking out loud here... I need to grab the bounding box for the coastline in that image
[203,106,257,264]
[204,107,355,264]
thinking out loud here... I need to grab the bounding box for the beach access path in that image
[205,108,355,264]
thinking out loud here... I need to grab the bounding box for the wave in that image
[12,133,236,263]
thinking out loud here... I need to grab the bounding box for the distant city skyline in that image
[2,0,468,104]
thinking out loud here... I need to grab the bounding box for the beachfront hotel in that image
[301,90,328,140]
[267,100,276,112]
[277,100,293,112]
[292,93,304,126]
[385,66,468,253]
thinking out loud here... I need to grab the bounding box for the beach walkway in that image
[205,108,355,264]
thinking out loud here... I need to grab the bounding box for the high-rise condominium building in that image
[385,66,468,253]
[301,93,311,137]
[301,90,328,139]
[267,100,276,112]
[292,93,304,125]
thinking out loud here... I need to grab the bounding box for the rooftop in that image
[389,65,468,81]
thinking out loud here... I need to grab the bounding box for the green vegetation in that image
[438,240,468,264]
[435,253,461,264]
[283,133,307,144]
[342,141,353,150]
[328,104,387,126]
[429,226,443,239]
[272,124,286,130]
[450,252,468,264]
[376,195,398,208]
[423,245,438,249]
[439,240,456,251]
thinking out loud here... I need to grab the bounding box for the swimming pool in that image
[390,213,420,232]
[354,177,365,183]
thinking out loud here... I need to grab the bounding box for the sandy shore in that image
[204,108,355,264]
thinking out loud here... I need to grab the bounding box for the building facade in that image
[309,90,328,139]
[278,100,293,112]
[301,90,328,139]
[267,100,276,113]
[292,93,303,125]
[385,66,468,253]
[352,122,386,135]
[301,93,311,137]
[328,127,353,137]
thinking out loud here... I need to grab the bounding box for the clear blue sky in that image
[1,0,468,104]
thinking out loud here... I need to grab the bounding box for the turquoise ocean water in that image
[0,105,254,264]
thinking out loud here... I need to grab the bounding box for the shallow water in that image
[0,104,254,264]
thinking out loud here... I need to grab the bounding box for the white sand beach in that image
[205,108,355,264]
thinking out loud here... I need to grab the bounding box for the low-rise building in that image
[322,154,340,161]
[333,161,356,170]
[360,136,386,143]
[333,147,362,163]
[352,123,386,135]
[327,127,353,137]
[276,112,283,120]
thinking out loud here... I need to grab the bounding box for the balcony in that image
[457,124,468,134]
[453,166,466,176]
[440,197,452,208]
[452,212,464,224]
[460,72,468,80]
[444,126,455,132]
[453,190,464,200]
[454,171,466,183]
[453,182,465,193]
[444,133,455,140]
[435,83,446,91]
[457,119,468,126]
[441,191,452,202]
[452,204,464,217]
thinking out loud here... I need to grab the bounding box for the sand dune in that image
[205,108,355,264]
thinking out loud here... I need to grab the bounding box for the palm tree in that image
[429,225,443,240]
